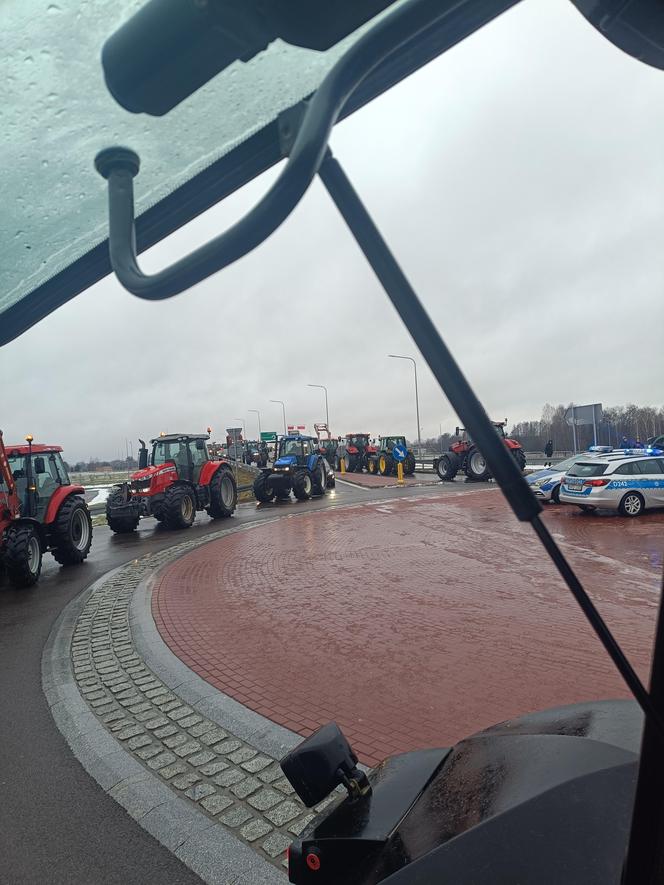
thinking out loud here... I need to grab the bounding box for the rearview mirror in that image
[33,456,46,475]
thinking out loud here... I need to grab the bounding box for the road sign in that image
[392,443,408,462]
[260,431,277,442]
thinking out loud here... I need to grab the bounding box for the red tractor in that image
[434,421,526,482]
[336,433,377,472]
[0,430,93,587]
[105,433,237,533]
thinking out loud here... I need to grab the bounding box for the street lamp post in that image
[388,354,422,454]
[307,384,329,428]
[270,400,287,435]
[249,409,262,437]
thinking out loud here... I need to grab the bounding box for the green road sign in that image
[260,431,278,442]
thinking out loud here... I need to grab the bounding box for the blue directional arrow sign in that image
[392,443,408,463]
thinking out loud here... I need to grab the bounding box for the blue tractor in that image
[253,435,334,503]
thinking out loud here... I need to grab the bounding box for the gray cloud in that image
[1,0,662,461]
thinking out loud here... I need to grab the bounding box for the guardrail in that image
[413,452,570,474]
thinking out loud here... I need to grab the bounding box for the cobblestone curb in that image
[43,520,339,884]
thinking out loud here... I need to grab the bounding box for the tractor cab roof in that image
[346,432,371,437]
[6,444,64,456]
[280,435,316,443]
[150,433,210,444]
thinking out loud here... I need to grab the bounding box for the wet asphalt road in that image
[0,477,471,885]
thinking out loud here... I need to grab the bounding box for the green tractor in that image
[366,436,416,477]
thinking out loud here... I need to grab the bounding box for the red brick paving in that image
[152,492,663,767]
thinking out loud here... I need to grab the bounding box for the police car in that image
[527,448,614,503]
[559,448,664,516]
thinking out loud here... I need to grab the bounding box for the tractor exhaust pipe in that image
[138,438,148,470]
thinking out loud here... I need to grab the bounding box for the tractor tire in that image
[312,461,327,496]
[465,447,492,482]
[5,523,42,587]
[435,452,459,481]
[378,453,394,476]
[162,485,196,529]
[107,513,139,533]
[293,470,314,501]
[106,485,140,534]
[403,452,416,476]
[512,448,526,471]
[327,473,336,489]
[207,468,237,519]
[51,497,93,565]
[366,458,377,475]
[345,453,359,473]
[254,473,276,503]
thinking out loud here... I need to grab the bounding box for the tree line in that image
[416,403,664,453]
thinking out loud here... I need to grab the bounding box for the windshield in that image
[151,441,181,466]
[1,2,411,344]
[566,462,608,477]
[280,440,302,457]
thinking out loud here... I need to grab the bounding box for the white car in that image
[559,449,664,516]
[527,448,613,503]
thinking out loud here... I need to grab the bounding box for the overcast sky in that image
[2,0,663,462]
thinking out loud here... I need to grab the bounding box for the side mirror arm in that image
[94,0,458,301]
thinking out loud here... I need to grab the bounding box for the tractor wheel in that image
[312,461,327,496]
[293,470,314,501]
[5,524,42,587]
[51,497,93,565]
[512,448,526,471]
[162,485,196,529]
[275,489,291,500]
[345,453,359,473]
[208,468,237,519]
[107,514,139,533]
[435,453,459,481]
[403,452,416,475]
[254,473,276,503]
[366,458,377,475]
[465,447,491,482]
[106,486,139,534]
[378,454,394,476]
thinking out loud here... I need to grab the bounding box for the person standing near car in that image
[544,439,553,467]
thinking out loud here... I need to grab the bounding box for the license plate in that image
[567,480,583,490]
